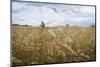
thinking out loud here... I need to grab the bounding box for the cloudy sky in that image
[12,1,95,27]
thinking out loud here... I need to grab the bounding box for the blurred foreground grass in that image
[12,26,96,65]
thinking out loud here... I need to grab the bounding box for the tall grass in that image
[12,26,96,65]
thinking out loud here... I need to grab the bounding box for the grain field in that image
[12,25,96,66]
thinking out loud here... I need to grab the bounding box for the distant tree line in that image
[66,24,69,27]
[91,25,95,27]
[65,24,95,27]
[12,24,20,26]
[12,24,29,26]
[12,23,95,27]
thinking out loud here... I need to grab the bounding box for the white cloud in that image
[12,1,95,26]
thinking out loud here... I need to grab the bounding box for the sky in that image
[12,1,95,27]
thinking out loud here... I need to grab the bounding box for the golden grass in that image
[12,26,96,65]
